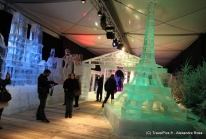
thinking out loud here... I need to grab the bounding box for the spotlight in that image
[117,43,123,50]
[106,32,115,39]
[112,39,118,47]
[97,10,102,16]
[105,27,114,32]
[81,0,86,4]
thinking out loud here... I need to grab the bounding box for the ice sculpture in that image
[62,49,73,80]
[47,48,61,82]
[104,3,190,137]
[113,2,185,120]
[0,33,4,45]
[0,33,6,77]
[47,48,57,69]
[0,12,44,85]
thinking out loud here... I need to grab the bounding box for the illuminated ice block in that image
[104,3,189,137]
[112,2,186,120]
[1,12,44,85]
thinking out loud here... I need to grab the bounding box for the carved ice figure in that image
[47,48,57,81]
[73,54,82,66]
[0,33,5,45]
[47,48,57,68]
[63,49,73,81]
[0,33,6,78]
[38,60,48,75]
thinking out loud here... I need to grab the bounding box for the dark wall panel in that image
[42,34,96,62]
[42,32,63,61]
[166,33,206,73]
[62,36,96,60]
[0,10,13,46]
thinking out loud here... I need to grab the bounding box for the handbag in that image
[0,88,12,102]
[75,90,81,96]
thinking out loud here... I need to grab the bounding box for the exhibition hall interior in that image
[0,0,206,138]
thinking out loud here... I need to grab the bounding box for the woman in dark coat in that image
[0,73,11,129]
[63,73,80,118]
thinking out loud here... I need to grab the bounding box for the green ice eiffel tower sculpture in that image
[114,3,186,120]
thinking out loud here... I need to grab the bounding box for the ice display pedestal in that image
[104,104,194,138]
[3,85,64,115]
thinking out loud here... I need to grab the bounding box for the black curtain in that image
[62,36,96,60]
[42,34,96,63]
[166,33,206,73]
[42,32,63,61]
[0,10,13,46]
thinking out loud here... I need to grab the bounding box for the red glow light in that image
[83,13,87,16]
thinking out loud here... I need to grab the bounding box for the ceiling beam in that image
[4,0,77,3]
[103,0,133,54]
[62,33,105,35]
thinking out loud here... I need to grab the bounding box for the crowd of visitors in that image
[0,68,121,126]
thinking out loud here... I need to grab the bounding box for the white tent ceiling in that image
[1,0,206,67]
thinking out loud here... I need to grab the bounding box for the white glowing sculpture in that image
[47,48,57,69]
[0,12,44,85]
[62,49,73,80]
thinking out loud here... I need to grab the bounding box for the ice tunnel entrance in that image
[115,70,124,92]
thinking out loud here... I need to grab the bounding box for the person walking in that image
[36,69,57,123]
[0,73,11,129]
[63,73,80,118]
[102,74,117,108]
[96,75,104,102]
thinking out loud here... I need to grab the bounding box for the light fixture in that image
[81,0,86,4]
[112,39,118,47]
[117,43,123,50]
[91,0,124,51]
[97,10,102,17]
[105,27,114,32]
[106,32,114,39]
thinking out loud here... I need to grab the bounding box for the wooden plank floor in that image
[0,101,130,139]
[1,100,203,139]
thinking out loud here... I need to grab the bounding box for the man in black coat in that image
[102,74,117,108]
[36,69,57,123]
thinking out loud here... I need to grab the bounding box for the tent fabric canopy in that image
[1,0,206,67]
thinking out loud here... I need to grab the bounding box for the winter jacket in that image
[97,77,104,91]
[104,78,117,92]
[63,78,80,97]
[37,74,54,94]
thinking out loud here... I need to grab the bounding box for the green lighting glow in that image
[113,3,186,120]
